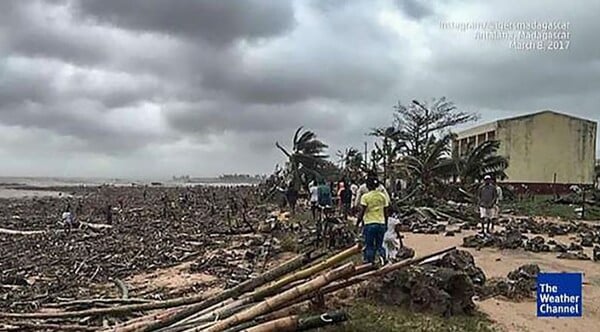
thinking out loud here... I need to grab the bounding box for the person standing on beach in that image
[493,178,502,231]
[356,177,389,265]
[354,173,390,211]
[339,181,352,220]
[285,184,298,215]
[350,182,359,209]
[478,175,498,234]
[309,181,319,220]
[61,204,79,232]
[105,204,113,224]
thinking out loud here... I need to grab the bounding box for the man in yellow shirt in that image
[357,177,390,265]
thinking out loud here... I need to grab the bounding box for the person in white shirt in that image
[308,181,319,220]
[61,205,79,232]
[350,183,359,208]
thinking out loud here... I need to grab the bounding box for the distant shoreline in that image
[0,176,262,189]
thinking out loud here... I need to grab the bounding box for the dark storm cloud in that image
[72,0,296,46]
[165,100,343,137]
[0,0,598,177]
[395,0,433,19]
[0,1,110,66]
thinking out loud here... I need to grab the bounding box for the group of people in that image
[302,174,393,265]
[295,172,504,267]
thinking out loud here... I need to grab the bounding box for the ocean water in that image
[0,177,256,188]
[0,177,138,187]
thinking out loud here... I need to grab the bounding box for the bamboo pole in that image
[138,252,317,332]
[222,248,452,332]
[107,303,221,332]
[102,306,187,332]
[171,299,236,328]
[221,306,301,332]
[45,298,153,308]
[183,246,362,331]
[242,316,297,332]
[0,254,315,322]
[240,310,348,332]
[248,244,361,301]
[201,263,355,332]
[319,246,456,295]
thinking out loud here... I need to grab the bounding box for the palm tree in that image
[456,140,508,185]
[403,134,456,195]
[337,147,364,181]
[369,126,405,182]
[276,127,329,190]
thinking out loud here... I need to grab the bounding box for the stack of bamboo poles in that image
[0,244,456,332]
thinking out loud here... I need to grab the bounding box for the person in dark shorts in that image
[339,180,353,220]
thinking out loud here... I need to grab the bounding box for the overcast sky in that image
[0,0,598,179]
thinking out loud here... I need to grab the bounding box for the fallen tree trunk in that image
[202,263,355,332]
[137,252,319,332]
[0,227,47,235]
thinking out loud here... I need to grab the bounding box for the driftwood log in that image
[202,263,355,332]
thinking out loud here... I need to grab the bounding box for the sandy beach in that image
[404,231,600,332]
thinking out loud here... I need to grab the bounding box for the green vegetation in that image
[504,194,600,220]
[327,302,498,332]
[507,199,577,219]
[266,98,510,208]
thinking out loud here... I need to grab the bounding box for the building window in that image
[487,131,496,141]
[477,133,486,145]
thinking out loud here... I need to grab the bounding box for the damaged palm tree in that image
[275,127,329,192]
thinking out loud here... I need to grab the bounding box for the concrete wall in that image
[496,111,596,184]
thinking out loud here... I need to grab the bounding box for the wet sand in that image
[404,231,600,332]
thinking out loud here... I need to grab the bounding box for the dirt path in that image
[404,231,600,332]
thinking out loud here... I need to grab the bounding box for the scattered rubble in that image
[0,185,269,312]
[557,251,591,260]
[372,250,482,316]
[479,264,540,301]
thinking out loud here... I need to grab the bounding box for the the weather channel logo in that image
[537,272,582,317]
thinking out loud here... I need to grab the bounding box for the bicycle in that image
[315,205,355,249]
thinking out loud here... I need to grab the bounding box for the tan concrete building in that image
[455,110,597,192]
